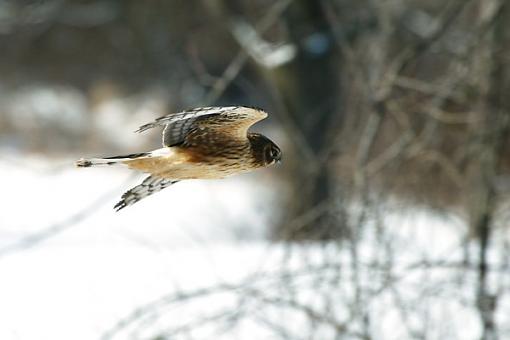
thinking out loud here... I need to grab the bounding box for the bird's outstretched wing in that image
[136,106,267,147]
[114,175,179,211]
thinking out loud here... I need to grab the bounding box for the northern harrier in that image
[76,106,281,211]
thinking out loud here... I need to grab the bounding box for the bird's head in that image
[248,133,282,166]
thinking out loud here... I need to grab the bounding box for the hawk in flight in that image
[76,106,281,211]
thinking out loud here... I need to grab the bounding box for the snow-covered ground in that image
[0,155,509,340]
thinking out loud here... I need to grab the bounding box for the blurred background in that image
[1,0,510,339]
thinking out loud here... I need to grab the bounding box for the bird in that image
[76,106,281,211]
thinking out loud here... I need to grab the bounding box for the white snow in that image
[0,155,508,340]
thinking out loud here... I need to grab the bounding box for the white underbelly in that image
[157,162,254,180]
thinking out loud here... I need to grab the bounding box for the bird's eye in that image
[268,147,277,158]
[264,144,280,164]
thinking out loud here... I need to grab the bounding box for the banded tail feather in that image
[75,152,151,167]
[114,175,179,211]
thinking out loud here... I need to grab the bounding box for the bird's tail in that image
[75,152,151,168]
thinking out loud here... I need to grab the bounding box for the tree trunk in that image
[266,0,344,240]
[470,1,510,339]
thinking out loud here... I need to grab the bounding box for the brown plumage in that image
[76,106,281,211]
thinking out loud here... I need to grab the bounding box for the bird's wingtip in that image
[114,200,127,212]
